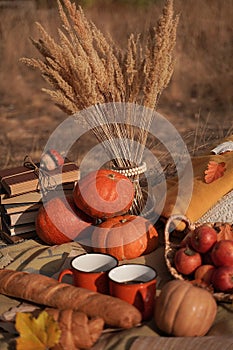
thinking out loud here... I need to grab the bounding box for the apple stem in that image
[184,248,198,256]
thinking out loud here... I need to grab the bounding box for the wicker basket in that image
[164,214,233,303]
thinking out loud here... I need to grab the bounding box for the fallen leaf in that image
[204,161,226,184]
[15,311,61,350]
[216,223,233,241]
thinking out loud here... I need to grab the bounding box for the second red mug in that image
[108,263,157,320]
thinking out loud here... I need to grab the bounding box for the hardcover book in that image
[1,216,36,236]
[2,202,41,215]
[1,209,38,227]
[0,182,75,205]
[0,162,79,196]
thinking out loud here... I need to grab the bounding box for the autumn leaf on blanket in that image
[216,223,233,241]
[15,310,61,350]
[204,161,226,184]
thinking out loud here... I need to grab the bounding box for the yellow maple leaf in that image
[15,310,61,350]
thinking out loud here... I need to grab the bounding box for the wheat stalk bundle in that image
[21,0,179,215]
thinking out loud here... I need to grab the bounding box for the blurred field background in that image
[0,0,232,169]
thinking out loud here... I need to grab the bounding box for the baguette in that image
[45,308,104,350]
[0,269,141,328]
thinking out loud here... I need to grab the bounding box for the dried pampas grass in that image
[21,0,179,215]
[21,0,178,114]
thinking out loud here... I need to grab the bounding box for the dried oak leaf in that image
[204,161,226,184]
[15,310,61,350]
[216,223,233,241]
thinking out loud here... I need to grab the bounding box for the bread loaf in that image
[0,269,141,328]
[45,308,104,350]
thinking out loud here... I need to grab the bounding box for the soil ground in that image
[0,0,232,169]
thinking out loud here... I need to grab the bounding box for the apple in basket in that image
[190,224,217,253]
[174,247,202,275]
[36,195,94,245]
[211,266,233,293]
[211,240,233,267]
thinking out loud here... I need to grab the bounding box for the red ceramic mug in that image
[108,264,157,320]
[58,253,118,294]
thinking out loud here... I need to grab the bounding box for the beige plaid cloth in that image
[0,239,232,349]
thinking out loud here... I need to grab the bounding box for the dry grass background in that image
[0,0,232,169]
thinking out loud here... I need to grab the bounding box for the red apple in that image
[174,247,202,275]
[194,264,216,285]
[211,266,233,293]
[191,224,217,253]
[211,240,233,267]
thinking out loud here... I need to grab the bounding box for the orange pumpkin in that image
[92,214,158,260]
[154,280,217,337]
[36,195,94,245]
[73,169,134,219]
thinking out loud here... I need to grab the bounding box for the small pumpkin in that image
[92,214,158,260]
[36,195,94,245]
[73,169,135,219]
[154,280,217,337]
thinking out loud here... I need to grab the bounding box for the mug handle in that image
[58,269,73,283]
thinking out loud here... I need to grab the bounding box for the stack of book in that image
[0,159,80,243]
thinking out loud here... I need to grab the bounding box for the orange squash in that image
[36,195,94,245]
[92,214,158,260]
[154,280,217,337]
[73,169,135,219]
